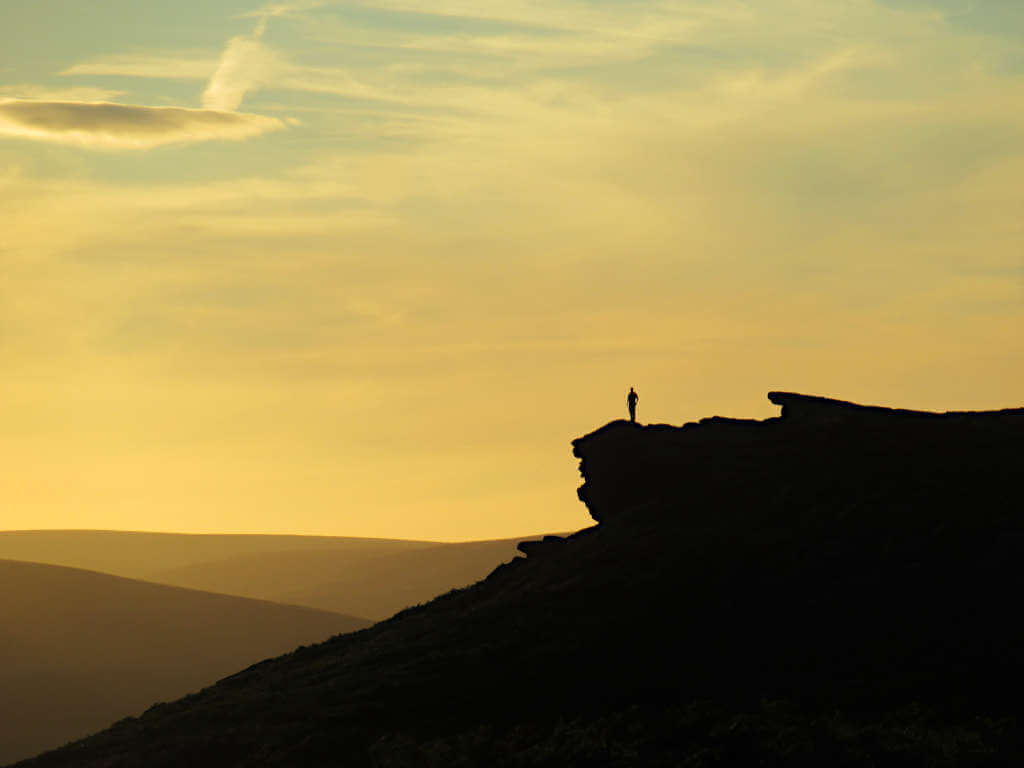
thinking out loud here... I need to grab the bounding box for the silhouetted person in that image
[627,387,638,423]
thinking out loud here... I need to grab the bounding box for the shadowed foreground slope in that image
[14,392,1024,767]
[0,561,370,765]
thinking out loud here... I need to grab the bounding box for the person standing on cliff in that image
[627,387,639,423]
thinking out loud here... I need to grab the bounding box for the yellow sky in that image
[1,0,1022,539]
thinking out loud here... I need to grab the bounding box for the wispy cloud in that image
[62,53,218,80]
[202,0,327,110]
[202,33,284,111]
[0,100,283,148]
[241,0,328,21]
[0,84,125,102]
[15,5,314,148]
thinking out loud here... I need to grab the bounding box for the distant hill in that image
[0,531,542,621]
[0,531,438,580]
[148,538,539,621]
[0,560,370,765]
[13,392,1024,767]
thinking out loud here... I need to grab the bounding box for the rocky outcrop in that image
[573,391,1024,524]
[767,390,1024,423]
[515,535,565,557]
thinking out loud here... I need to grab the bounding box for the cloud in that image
[62,53,217,80]
[200,1,324,111]
[0,100,283,148]
[202,33,284,111]
[34,5,312,148]
[241,0,328,20]
[0,84,125,102]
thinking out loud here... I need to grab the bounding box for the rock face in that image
[14,392,1024,768]
[573,391,1024,524]
[767,390,1024,423]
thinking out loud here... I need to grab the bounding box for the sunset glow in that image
[2,0,1022,539]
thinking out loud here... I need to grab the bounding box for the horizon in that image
[3,0,1023,540]
[0,527,558,544]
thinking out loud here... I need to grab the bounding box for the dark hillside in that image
[13,392,1024,767]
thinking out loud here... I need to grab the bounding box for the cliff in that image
[573,390,1023,524]
[13,393,1024,767]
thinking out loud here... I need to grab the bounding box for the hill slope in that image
[150,538,540,620]
[0,561,370,765]
[0,531,437,582]
[13,392,1024,767]
[0,532,541,621]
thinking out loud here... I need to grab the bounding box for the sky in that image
[1,0,1022,540]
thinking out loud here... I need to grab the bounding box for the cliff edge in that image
[573,391,1023,523]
